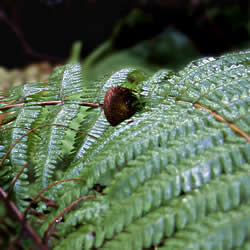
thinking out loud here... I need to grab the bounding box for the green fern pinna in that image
[0,50,249,249]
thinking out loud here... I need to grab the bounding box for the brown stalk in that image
[0,126,41,138]
[8,164,28,194]
[23,178,85,218]
[0,103,24,110]
[0,188,48,250]
[43,193,103,243]
[0,100,101,110]
[194,103,250,142]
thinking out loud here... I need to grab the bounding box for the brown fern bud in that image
[103,86,138,126]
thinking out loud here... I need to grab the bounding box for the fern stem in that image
[8,164,28,195]
[0,123,97,168]
[0,188,48,250]
[0,126,41,138]
[0,103,24,109]
[23,178,85,218]
[80,101,102,108]
[194,103,250,142]
[0,100,101,110]
[176,100,250,142]
[43,193,103,243]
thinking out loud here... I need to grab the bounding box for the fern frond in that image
[71,111,108,162]
[0,144,12,190]
[100,166,250,249]
[0,105,42,209]
[163,51,248,98]
[159,201,250,250]
[95,142,247,235]
[1,50,249,249]
[42,51,249,249]
[54,166,250,250]
[33,104,80,189]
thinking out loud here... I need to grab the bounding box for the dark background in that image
[0,0,249,68]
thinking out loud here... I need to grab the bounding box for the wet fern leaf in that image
[0,50,249,249]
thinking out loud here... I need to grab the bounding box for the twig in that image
[0,100,101,110]
[0,187,48,250]
[23,178,85,218]
[194,103,250,143]
[0,126,41,139]
[0,103,24,110]
[8,164,27,194]
[0,126,41,140]
[176,100,250,143]
[43,193,103,243]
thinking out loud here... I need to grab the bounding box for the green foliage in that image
[81,27,199,83]
[0,50,249,249]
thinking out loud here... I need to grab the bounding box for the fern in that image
[0,50,249,249]
[159,201,250,250]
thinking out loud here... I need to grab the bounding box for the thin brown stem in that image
[43,193,103,243]
[176,99,250,143]
[80,101,101,108]
[0,126,41,138]
[8,164,27,194]
[0,123,97,167]
[194,103,250,142]
[0,100,102,110]
[0,103,24,110]
[23,178,85,218]
[0,188,48,250]
[40,100,101,107]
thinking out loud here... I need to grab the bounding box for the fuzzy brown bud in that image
[103,86,138,126]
